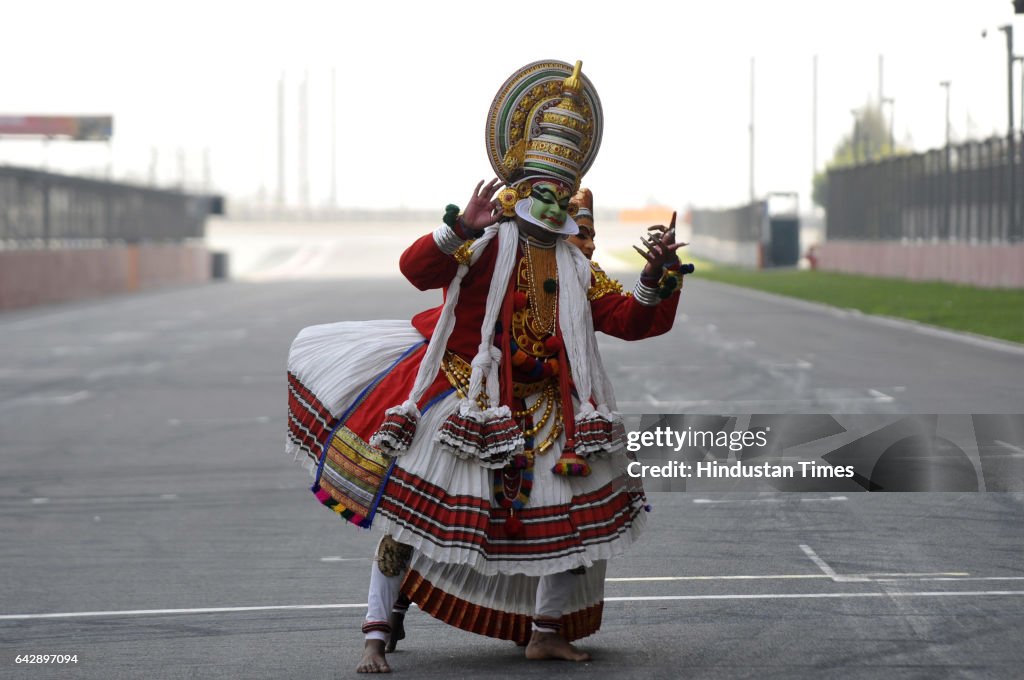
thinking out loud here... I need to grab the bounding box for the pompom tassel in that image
[551,440,591,477]
[504,508,523,537]
[369,401,420,454]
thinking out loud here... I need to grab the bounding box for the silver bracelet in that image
[632,279,661,307]
[432,224,465,255]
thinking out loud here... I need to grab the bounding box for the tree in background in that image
[813,102,905,208]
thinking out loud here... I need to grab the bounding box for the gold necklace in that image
[523,243,558,336]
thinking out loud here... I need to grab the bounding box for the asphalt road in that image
[1,232,1023,679]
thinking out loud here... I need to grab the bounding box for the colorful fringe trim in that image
[312,484,369,527]
[435,404,523,468]
[369,403,419,454]
[574,411,625,458]
[312,426,394,528]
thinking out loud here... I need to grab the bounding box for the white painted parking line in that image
[906,576,1024,582]
[605,591,1024,603]
[6,590,1024,621]
[800,544,869,583]
[24,495,181,506]
[994,440,1024,457]
[0,603,367,621]
[320,557,371,562]
[693,496,847,505]
[608,572,968,583]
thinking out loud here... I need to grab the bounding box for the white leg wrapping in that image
[532,570,576,631]
[365,562,404,642]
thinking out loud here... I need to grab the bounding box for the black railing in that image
[0,166,223,247]
[690,201,766,243]
[826,134,1024,243]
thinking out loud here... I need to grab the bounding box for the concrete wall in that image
[816,241,1024,288]
[0,244,212,310]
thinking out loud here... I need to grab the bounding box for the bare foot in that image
[356,639,391,673]
[385,611,405,653]
[524,631,591,662]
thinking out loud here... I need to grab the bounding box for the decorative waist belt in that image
[441,350,553,400]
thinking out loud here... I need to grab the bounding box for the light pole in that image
[939,81,951,149]
[882,97,895,155]
[998,25,1016,238]
[850,109,860,163]
[939,81,952,239]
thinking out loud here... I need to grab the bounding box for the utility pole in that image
[749,56,755,203]
[940,81,951,239]
[940,80,951,148]
[1000,25,1017,239]
[882,98,895,154]
[149,146,158,185]
[299,70,310,212]
[203,147,211,191]
[331,67,338,210]
[277,73,285,207]
[812,55,818,183]
[850,110,860,163]
[878,54,884,103]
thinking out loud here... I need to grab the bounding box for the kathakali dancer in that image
[286,59,688,673]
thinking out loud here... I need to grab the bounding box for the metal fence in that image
[0,166,223,247]
[690,201,766,243]
[827,134,1024,243]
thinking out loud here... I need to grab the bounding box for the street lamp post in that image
[882,97,895,154]
[939,81,951,148]
[850,109,860,163]
[998,25,1017,239]
[939,81,952,239]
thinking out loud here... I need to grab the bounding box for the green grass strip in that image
[612,250,1024,344]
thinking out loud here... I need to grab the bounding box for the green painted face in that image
[529,181,573,230]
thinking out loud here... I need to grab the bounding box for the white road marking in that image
[799,544,869,583]
[608,572,968,582]
[6,590,1023,621]
[25,495,181,505]
[0,391,92,412]
[868,389,895,403]
[693,496,847,505]
[916,576,1024,582]
[605,591,1024,603]
[320,557,371,562]
[0,603,368,621]
[168,416,271,426]
[995,440,1024,457]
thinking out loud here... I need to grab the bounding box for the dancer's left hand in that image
[634,212,687,275]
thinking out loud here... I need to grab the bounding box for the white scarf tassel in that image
[370,226,500,454]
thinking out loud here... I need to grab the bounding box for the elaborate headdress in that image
[486,60,604,234]
[570,188,594,232]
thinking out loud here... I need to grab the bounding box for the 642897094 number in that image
[15,655,78,664]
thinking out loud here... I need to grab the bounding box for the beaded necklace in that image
[523,240,558,337]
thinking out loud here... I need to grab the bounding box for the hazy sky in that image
[1,0,1020,213]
